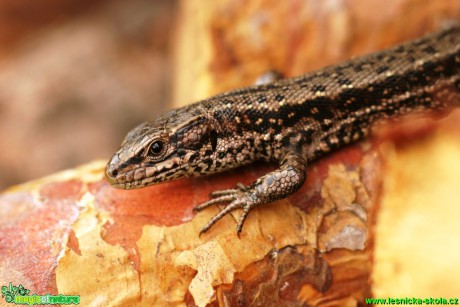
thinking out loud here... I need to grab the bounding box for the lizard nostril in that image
[105,163,119,181]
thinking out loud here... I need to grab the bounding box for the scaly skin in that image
[106,25,460,235]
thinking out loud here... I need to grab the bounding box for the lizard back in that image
[199,25,460,164]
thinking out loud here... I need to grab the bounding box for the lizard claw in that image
[193,194,235,211]
[209,182,248,197]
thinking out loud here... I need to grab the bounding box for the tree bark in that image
[1,1,460,306]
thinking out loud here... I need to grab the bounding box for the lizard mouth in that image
[105,155,191,189]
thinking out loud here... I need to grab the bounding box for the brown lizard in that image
[106,25,460,235]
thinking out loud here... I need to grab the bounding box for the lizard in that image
[105,25,460,236]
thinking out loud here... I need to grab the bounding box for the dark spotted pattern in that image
[106,25,460,235]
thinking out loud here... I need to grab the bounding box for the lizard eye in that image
[149,140,165,156]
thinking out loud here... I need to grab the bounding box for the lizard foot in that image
[194,184,258,236]
[194,152,307,236]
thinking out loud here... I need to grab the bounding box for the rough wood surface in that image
[373,111,460,298]
[1,0,460,306]
[0,138,379,306]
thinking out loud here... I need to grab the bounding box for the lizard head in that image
[105,108,218,189]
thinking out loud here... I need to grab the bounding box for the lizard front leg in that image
[194,152,307,235]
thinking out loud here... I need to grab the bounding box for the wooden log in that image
[1,1,460,306]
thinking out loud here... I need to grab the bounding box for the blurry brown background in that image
[0,0,177,190]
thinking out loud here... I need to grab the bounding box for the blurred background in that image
[0,0,459,190]
[0,0,177,189]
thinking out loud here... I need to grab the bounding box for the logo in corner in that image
[1,282,80,305]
